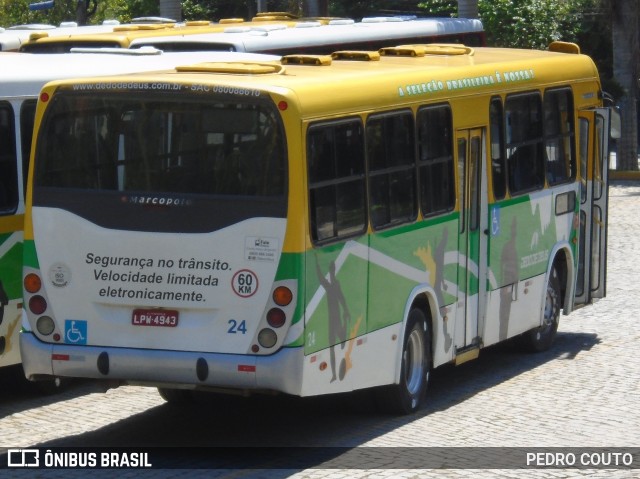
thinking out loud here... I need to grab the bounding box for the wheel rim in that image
[404,327,425,398]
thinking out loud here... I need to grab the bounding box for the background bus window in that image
[505,93,545,195]
[544,88,575,185]
[20,100,37,200]
[489,97,507,200]
[308,119,366,243]
[417,104,455,217]
[366,111,416,229]
[0,103,18,214]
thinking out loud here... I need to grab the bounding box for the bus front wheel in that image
[521,266,561,352]
[375,308,431,414]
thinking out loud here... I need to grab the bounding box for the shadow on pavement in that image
[0,364,101,419]
[26,330,600,473]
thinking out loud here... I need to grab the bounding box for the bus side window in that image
[417,104,455,217]
[505,92,545,195]
[307,119,366,243]
[0,102,18,214]
[544,88,575,185]
[489,97,507,200]
[366,111,417,229]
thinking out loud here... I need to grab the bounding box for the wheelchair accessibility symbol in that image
[491,206,500,237]
[64,320,87,345]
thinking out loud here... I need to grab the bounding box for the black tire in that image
[157,387,194,404]
[34,376,67,395]
[521,266,561,352]
[375,308,431,414]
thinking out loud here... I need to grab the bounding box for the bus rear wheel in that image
[375,308,430,415]
[521,266,561,352]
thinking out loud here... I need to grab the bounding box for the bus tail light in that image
[250,280,297,354]
[24,273,42,293]
[272,286,292,306]
[266,308,286,328]
[36,316,55,335]
[28,295,48,315]
[257,328,277,348]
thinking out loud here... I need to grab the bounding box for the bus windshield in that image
[34,91,287,232]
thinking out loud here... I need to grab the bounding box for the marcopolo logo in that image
[121,195,193,207]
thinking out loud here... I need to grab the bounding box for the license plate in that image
[132,309,179,327]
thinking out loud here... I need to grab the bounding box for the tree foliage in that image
[419,0,602,49]
[417,0,615,97]
[0,0,157,27]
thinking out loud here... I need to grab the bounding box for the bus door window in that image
[590,114,606,292]
[575,109,609,305]
[0,102,18,214]
[455,128,487,349]
[576,118,590,298]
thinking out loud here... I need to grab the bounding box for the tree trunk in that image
[458,0,479,19]
[159,0,182,21]
[304,1,328,17]
[612,0,639,171]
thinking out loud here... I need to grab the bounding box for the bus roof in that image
[129,17,485,53]
[18,14,351,53]
[0,20,122,51]
[0,49,279,97]
[47,44,599,118]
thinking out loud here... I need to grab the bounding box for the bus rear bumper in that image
[20,332,304,396]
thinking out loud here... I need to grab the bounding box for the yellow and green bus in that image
[21,42,616,413]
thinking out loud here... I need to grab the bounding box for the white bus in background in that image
[0,47,279,383]
[17,13,347,53]
[128,16,486,54]
[0,20,122,51]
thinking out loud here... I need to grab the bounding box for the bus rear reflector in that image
[52,354,70,361]
[238,365,256,372]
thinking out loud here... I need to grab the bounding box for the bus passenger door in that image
[453,128,488,361]
[575,109,612,305]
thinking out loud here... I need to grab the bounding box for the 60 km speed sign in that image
[231,269,258,298]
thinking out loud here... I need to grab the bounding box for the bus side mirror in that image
[610,107,621,139]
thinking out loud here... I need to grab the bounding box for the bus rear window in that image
[0,102,18,215]
[35,92,286,198]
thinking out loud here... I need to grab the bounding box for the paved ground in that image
[0,182,639,479]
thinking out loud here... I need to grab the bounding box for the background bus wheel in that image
[521,267,561,352]
[375,308,430,415]
[157,387,194,405]
[35,376,67,395]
